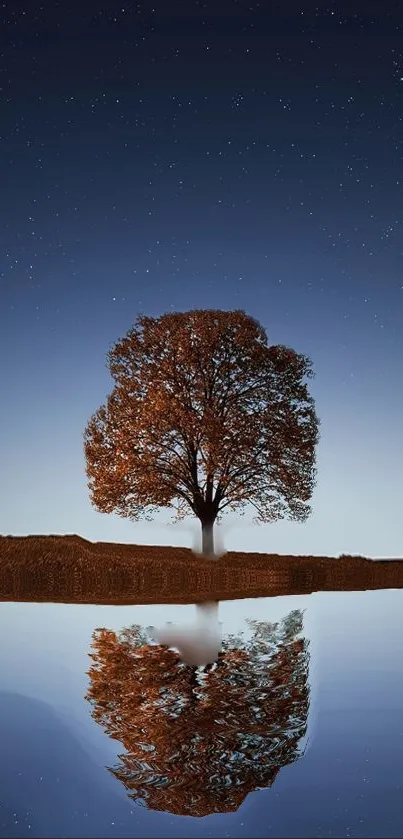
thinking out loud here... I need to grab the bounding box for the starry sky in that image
[1,0,402,558]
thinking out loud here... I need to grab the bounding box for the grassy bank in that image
[0,534,402,605]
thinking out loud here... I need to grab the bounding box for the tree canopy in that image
[84,309,319,553]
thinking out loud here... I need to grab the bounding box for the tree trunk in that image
[201,521,215,557]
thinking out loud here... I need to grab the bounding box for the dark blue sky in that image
[1,0,402,556]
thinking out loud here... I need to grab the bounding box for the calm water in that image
[0,589,402,838]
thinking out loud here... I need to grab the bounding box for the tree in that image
[84,309,319,555]
[85,610,310,816]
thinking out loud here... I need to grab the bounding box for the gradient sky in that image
[1,0,402,557]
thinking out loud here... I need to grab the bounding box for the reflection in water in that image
[86,609,310,817]
[147,601,222,666]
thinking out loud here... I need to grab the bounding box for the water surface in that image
[0,590,402,838]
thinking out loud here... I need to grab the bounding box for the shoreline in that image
[0,534,402,605]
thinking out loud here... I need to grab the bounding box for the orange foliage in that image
[86,610,310,816]
[84,309,319,535]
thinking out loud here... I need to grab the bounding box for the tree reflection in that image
[86,609,309,816]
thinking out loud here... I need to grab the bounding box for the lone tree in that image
[84,309,319,555]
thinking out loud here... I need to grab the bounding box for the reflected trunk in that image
[195,600,219,624]
[189,660,217,694]
[189,665,199,694]
[192,600,221,684]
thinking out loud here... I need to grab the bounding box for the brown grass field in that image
[0,534,402,605]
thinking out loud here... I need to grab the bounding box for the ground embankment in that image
[0,534,401,604]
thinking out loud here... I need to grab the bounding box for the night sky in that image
[1,0,402,557]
